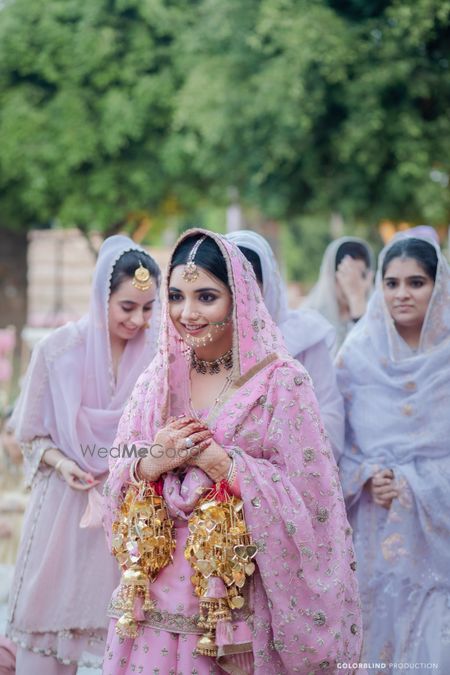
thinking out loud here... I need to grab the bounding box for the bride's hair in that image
[170,233,230,288]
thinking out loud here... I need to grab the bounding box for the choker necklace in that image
[191,348,233,375]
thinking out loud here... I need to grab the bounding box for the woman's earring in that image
[144,321,150,329]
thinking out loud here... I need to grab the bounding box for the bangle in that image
[226,457,237,486]
[55,458,66,474]
[129,459,142,485]
[130,458,158,484]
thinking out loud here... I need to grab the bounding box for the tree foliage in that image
[172,0,450,225]
[0,0,449,237]
[0,0,186,231]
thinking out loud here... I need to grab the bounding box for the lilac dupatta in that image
[336,234,450,666]
[105,229,362,673]
[10,235,160,479]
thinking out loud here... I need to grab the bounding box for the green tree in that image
[1,0,449,255]
[171,0,450,226]
[0,0,186,233]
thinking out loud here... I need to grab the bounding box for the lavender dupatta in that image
[225,230,344,461]
[336,234,450,666]
[105,229,362,673]
[226,230,335,356]
[10,235,160,480]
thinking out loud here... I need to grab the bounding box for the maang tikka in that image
[132,261,152,291]
[182,237,207,282]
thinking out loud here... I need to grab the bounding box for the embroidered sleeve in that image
[22,436,55,488]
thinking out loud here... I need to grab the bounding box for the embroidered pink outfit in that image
[7,236,160,671]
[104,229,362,674]
[226,230,344,461]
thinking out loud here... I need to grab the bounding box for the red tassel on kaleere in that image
[150,478,164,496]
[204,479,232,503]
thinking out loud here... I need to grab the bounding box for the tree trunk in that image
[0,228,27,331]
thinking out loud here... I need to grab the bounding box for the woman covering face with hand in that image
[6,236,160,675]
[336,234,450,670]
[103,229,361,675]
[304,236,374,353]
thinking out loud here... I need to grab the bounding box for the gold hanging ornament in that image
[132,261,152,291]
[185,480,257,657]
[182,236,206,282]
[111,479,175,638]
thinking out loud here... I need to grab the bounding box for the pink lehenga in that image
[6,236,160,671]
[103,229,362,674]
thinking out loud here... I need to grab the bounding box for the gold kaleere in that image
[185,482,257,657]
[111,481,175,638]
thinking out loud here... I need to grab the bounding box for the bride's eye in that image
[199,293,217,303]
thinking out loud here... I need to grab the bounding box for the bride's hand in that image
[139,416,212,481]
[188,438,231,483]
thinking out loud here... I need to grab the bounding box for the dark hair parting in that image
[170,234,230,289]
[382,238,438,281]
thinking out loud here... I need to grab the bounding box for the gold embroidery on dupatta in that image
[381,533,407,562]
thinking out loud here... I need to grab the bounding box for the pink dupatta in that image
[105,229,362,673]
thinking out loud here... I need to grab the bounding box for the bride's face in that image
[168,265,233,350]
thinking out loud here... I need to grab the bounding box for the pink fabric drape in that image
[104,229,362,673]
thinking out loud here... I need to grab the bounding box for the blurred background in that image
[0,0,449,406]
[0,3,449,668]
